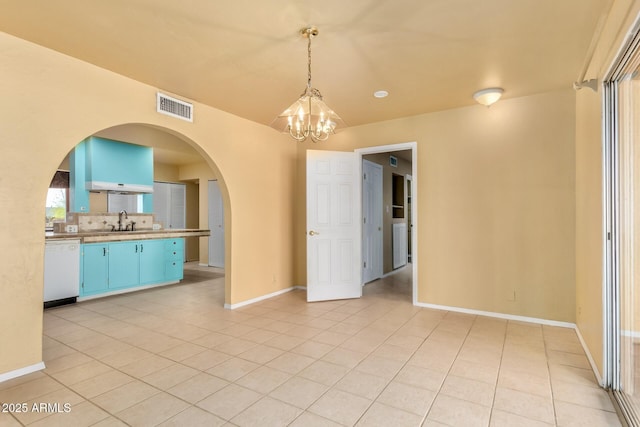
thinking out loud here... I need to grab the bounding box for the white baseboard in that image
[224,286,305,310]
[575,326,604,386]
[77,280,179,301]
[414,302,608,386]
[621,329,640,339]
[0,362,45,384]
[414,301,577,329]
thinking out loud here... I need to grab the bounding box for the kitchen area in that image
[44,134,212,308]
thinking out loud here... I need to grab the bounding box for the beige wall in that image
[154,162,180,182]
[0,32,296,376]
[6,0,638,383]
[296,89,577,323]
[185,181,199,261]
[576,85,604,374]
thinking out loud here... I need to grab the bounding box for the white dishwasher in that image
[44,239,80,308]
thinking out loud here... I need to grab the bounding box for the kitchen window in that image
[46,171,69,230]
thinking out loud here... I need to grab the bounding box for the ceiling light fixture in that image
[473,87,504,107]
[374,90,389,98]
[271,26,344,143]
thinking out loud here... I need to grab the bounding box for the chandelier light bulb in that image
[270,26,345,142]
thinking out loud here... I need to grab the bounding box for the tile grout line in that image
[487,318,509,427]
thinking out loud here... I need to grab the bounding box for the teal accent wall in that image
[142,194,153,213]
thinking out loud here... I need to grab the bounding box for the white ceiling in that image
[1,0,612,163]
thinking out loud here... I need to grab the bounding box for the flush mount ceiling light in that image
[473,87,504,107]
[270,26,345,143]
[374,90,389,98]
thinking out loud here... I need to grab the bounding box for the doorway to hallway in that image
[357,142,417,305]
[305,142,417,305]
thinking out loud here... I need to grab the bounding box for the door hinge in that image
[363,217,366,224]
[607,232,611,241]
[364,173,367,180]
[363,261,367,268]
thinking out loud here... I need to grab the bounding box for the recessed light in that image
[374,90,389,98]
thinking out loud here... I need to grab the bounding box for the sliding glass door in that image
[606,27,640,425]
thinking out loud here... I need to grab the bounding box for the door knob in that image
[309,230,320,236]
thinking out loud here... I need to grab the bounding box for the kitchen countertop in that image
[45,229,210,243]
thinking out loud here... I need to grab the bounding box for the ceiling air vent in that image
[157,92,193,122]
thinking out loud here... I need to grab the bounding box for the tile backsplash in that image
[58,212,158,233]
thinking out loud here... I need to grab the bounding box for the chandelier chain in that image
[270,26,343,143]
[307,32,312,89]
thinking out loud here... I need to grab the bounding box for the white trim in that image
[576,326,604,386]
[0,362,45,384]
[78,280,179,301]
[414,301,576,329]
[620,329,640,339]
[381,265,409,279]
[224,286,305,310]
[85,181,154,193]
[602,80,620,389]
[355,142,418,305]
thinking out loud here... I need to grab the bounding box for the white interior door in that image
[362,160,383,283]
[208,180,225,268]
[307,150,361,302]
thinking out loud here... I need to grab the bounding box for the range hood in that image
[85,181,154,193]
[83,137,154,194]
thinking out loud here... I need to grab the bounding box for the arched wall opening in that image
[44,122,233,305]
[1,31,298,379]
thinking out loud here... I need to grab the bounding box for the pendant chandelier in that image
[271,26,345,142]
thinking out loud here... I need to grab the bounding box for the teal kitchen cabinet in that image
[85,137,154,192]
[140,239,166,284]
[165,238,184,281]
[80,238,184,298]
[81,243,109,296]
[108,241,141,289]
[70,137,154,212]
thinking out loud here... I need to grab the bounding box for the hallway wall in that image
[296,89,577,324]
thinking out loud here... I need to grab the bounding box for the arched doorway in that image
[44,123,231,306]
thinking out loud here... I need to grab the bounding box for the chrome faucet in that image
[118,210,128,231]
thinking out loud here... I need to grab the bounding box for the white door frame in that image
[355,142,418,305]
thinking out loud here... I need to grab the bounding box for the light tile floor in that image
[0,263,622,426]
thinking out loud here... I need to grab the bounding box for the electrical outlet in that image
[65,224,78,233]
